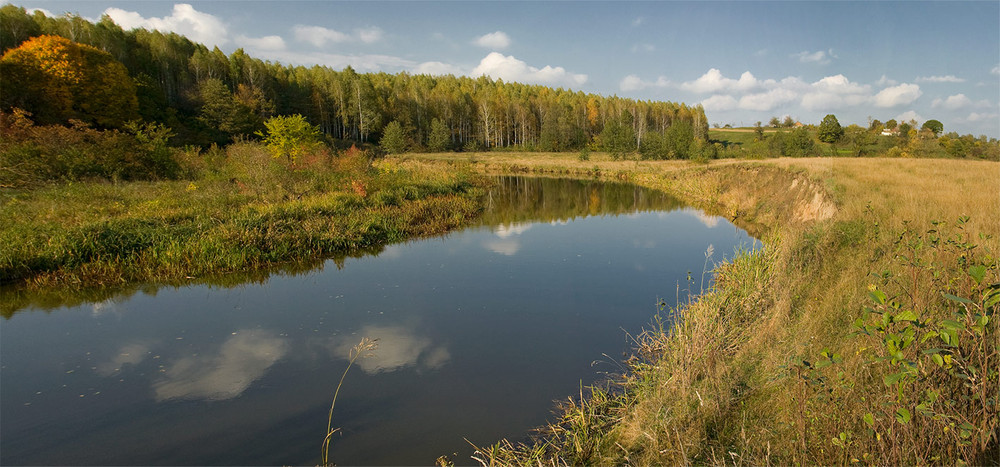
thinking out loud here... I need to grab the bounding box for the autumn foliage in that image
[0,34,138,128]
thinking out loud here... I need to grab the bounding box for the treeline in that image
[0,5,707,156]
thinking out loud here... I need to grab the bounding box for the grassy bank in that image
[1,144,486,315]
[409,152,999,465]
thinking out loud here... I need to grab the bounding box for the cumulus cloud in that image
[356,26,384,44]
[915,75,965,83]
[792,49,836,65]
[413,61,466,76]
[472,52,587,87]
[620,74,670,92]
[700,95,739,111]
[293,25,383,47]
[876,75,899,86]
[992,65,1000,76]
[873,83,922,107]
[104,3,229,47]
[932,93,973,110]
[680,69,765,94]
[739,88,799,111]
[632,16,645,26]
[801,75,871,111]
[895,110,923,125]
[473,31,511,49]
[966,112,998,122]
[235,34,286,51]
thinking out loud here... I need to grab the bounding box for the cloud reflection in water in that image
[153,329,289,402]
[333,325,450,374]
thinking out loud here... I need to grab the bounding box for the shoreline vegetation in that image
[0,142,486,315]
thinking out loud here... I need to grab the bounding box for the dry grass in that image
[410,153,1000,466]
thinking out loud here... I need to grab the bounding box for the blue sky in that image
[23,1,1000,136]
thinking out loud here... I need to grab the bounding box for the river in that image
[0,176,759,465]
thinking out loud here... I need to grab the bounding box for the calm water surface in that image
[1,177,759,465]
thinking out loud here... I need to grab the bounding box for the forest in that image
[0,5,708,160]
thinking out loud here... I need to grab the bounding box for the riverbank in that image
[0,144,486,315]
[406,152,999,465]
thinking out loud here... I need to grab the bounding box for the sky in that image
[21,1,1000,137]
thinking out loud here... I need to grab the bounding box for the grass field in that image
[407,152,999,465]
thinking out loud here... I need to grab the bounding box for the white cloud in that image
[356,26,384,44]
[739,88,799,111]
[915,75,965,83]
[293,25,349,46]
[235,34,285,51]
[292,25,382,47]
[104,3,229,48]
[932,93,973,110]
[473,31,511,50]
[992,65,1000,76]
[701,95,738,111]
[620,74,670,92]
[413,61,465,76]
[895,110,923,125]
[801,75,871,111]
[472,52,587,87]
[632,16,645,26]
[873,83,922,108]
[965,112,998,122]
[876,75,898,86]
[792,49,836,65]
[680,69,764,94]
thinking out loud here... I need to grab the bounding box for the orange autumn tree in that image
[0,34,138,128]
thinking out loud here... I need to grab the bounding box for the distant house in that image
[793,121,805,128]
[881,128,899,136]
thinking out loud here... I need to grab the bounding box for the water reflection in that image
[332,325,450,374]
[153,329,289,401]
[97,342,153,376]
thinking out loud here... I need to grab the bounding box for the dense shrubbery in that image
[0,109,182,186]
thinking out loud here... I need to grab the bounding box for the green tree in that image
[600,113,635,160]
[427,118,451,152]
[257,114,321,163]
[782,116,795,127]
[885,119,898,130]
[380,120,408,154]
[197,78,259,138]
[818,114,844,143]
[768,116,781,128]
[753,121,764,140]
[921,119,943,136]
